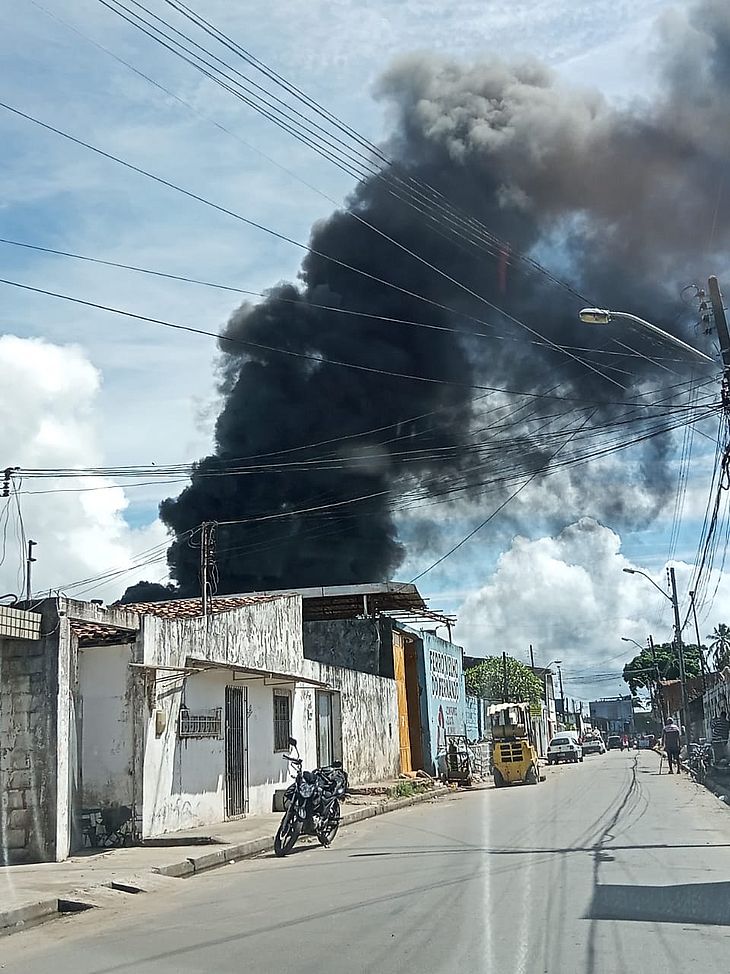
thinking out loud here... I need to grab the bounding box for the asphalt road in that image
[4,750,730,973]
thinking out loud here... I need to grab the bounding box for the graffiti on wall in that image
[430,649,461,701]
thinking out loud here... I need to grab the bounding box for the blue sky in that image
[2,0,724,698]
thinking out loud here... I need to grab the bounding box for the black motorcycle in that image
[274,737,348,858]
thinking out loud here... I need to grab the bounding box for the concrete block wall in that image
[0,624,57,864]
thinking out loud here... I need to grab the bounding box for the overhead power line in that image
[0,237,692,366]
[4,276,708,404]
[0,95,628,391]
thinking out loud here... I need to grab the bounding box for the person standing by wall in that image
[710,710,730,764]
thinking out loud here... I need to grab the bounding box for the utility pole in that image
[557,663,565,726]
[708,277,730,373]
[529,644,535,670]
[25,540,36,603]
[648,634,666,724]
[688,590,708,692]
[199,522,216,616]
[502,651,508,703]
[668,567,689,739]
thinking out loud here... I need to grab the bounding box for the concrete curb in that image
[0,785,452,936]
[0,898,60,937]
[154,785,451,877]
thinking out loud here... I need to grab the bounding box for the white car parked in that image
[547,734,583,765]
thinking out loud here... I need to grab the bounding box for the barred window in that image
[273,691,292,752]
[178,708,222,739]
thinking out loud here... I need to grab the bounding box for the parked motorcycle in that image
[273,737,348,858]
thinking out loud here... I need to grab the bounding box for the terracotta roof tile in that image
[120,594,288,620]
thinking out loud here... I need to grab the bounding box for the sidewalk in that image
[0,783,450,937]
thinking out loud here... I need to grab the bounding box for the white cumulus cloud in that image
[0,335,167,602]
[455,517,730,700]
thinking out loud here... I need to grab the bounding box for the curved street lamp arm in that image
[623,568,672,602]
[609,312,717,367]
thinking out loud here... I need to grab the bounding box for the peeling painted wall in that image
[140,597,399,832]
[316,664,399,784]
[2,595,402,852]
[141,596,307,676]
[139,598,319,835]
[78,644,136,808]
[142,668,317,835]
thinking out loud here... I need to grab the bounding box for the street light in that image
[622,567,670,601]
[622,567,688,737]
[579,308,716,366]
[621,636,645,652]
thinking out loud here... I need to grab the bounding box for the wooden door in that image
[393,632,412,774]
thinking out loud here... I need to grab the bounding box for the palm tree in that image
[708,623,730,671]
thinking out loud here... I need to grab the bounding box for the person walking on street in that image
[710,710,730,764]
[662,717,682,774]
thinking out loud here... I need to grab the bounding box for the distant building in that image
[589,696,634,734]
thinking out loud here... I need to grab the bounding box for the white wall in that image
[245,679,304,816]
[144,668,225,836]
[78,643,136,807]
[140,597,399,834]
[318,664,400,784]
[142,667,317,835]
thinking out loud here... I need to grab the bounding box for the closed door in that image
[393,633,412,774]
[316,690,333,768]
[225,686,248,818]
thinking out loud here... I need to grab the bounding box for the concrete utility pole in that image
[708,276,730,373]
[688,590,708,693]
[557,663,565,724]
[502,651,509,703]
[668,567,689,738]
[648,634,667,724]
[199,522,216,616]
[25,540,36,603]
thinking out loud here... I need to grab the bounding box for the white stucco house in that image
[0,593,400,863]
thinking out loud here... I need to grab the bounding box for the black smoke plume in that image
[122,0,730,601]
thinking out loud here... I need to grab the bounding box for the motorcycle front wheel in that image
[317,800,340,847]
[274,806,301,857]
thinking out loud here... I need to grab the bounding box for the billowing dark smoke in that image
[123,0,730,601]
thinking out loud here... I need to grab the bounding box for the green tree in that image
[622,642,703,694]
[465,656,544,707]
[707,623,730,670]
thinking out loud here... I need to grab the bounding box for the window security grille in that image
[178,708,222,739]
[273,691,292,752]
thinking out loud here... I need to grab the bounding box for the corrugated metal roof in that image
[117,582,424,623]
[121,593,288,620]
